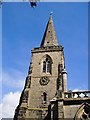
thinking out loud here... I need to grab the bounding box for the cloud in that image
[0,91,21,119]
[72,89,85,98]
[72,89,79,92]
[1,69,25,119]
[2,69,25,89]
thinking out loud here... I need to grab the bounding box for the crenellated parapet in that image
[32,45,64,53]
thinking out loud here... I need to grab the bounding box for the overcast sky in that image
[1,2,88,118]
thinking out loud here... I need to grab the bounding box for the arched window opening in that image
[47,60,51,73]
[74,103,90,120]
[42,56,52,74]
[43,61,46,72]
[43,92,47,102]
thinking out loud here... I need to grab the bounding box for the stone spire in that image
[40,13,58,47]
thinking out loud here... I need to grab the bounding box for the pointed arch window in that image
[47,60,51,73]
[42,57,52,73]
[43,61,46,72]
[74,103,90,120]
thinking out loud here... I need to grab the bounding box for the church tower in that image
[14,14,90,120]
[14,14,67,119]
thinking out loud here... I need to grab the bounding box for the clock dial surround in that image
[39,76,50,85]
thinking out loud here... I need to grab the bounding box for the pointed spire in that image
[40,13,58,47]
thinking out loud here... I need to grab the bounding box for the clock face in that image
[39,76,49,85]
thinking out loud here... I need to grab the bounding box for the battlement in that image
[32,45,64,53]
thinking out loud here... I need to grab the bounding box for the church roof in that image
[40,14,58,47]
